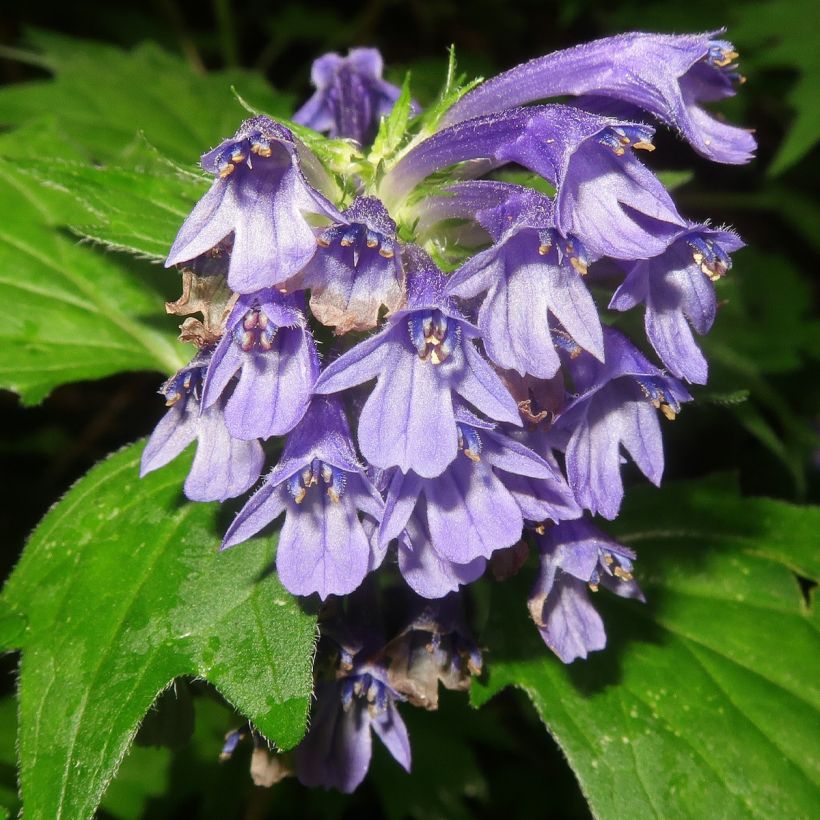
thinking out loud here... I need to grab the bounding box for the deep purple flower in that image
[379,408,561,594]
[166,115,340,293]
[140,355,263,502]
[295,659,410,793]
[221,397,384,599]
[529,520,644,663]
[385,594,483,710]
[610,225,743,384]
[443,32,756,164]
[383,106,685,260]
[556,328,692,519]
[294,48,408,145]
[446,187,604,378]
[313,248,520,478]
[200,289,318,440]
[289,196,405,333]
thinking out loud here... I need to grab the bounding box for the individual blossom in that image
[556,328,692,520]
[381,106,685,260]
[385,593,483,710]
[295,643,411,792]
[221,397,384,599]
[609,225,743,384]
[445,185,604,378]
[166,115,340,293]
[313,248,520,478]
[529,520,644,663]
[200,289,318,440]
[140,353,264,502]
[378,406,562,595]
[442,32,756,164]
[294,48,409,145]
[289,196,405,333]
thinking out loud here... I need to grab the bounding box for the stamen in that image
[233,308,279,352]
[457,424,483,462]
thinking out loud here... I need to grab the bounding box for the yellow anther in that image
[570,256,588,276]
[538,244,551,255]
[613,567,634,581]
[340,238,353,247]
[633,141,655,152]
[379,247,394,258]
[661,403,677,421]
[251,143,272,157]
[293,487,307,505]
[316,236,331,248]
[327,488,341,503]
[219,163,236,179]
[230,149,246,164]
[603,553,614,566]
[589,583,599,592]
[366,238,378,248]
[463,449,481,463]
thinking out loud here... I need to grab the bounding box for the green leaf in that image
[0,155,185,405]
[473,476,820,819]
[0,441,317,819]
[0,30,293,167]
[731,0,820,175]
[370,74,414,166]
[16,154,207,261]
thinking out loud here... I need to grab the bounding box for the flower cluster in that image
[143,34,752,789]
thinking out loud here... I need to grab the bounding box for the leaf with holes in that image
[473,475,820,819]
[0,441,317,820]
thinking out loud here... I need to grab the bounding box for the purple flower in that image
[379,408,560,595]
[443,32,756,165]
[529,520,644,663]
[383,106,685,260]
[610,225,743,384]
[313,248,520,478]
[294,48,409,145]
[140,355,263,502]
[289,196,405,333]
[200,289,318,440]
[446,188,604,378]
[557,328,692,519]
[295,660,410,793]
[166,115,340,293]
[221,397,384,599]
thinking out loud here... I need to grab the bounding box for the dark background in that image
[1,0,818,817]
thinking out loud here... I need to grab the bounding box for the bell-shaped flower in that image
[610,225,743,384]
[221,397,384,599]
[528,520,644,663]
[200,289,318,440]
[382,106,685,260]
[295,644,410,792]
[556,328,692,519]
[446,187,603,378]
[289,196,405,333]
[294,48,409,145]
[313,248,520,478]
[166,115,341,293]
[140,354,263,502]
[442,32,756,164]
[379,406,563,597]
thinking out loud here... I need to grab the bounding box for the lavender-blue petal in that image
[371,701,412,772]
[184,405,264,502]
